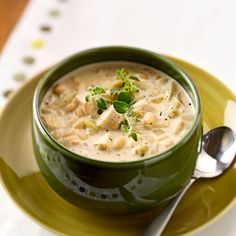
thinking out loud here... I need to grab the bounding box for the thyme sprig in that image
[85,68,140,141]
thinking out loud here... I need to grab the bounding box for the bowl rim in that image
[33,46,201,168]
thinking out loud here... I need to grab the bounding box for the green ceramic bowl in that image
[32,46,202,215]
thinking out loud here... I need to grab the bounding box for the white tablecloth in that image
[0,0,236,235]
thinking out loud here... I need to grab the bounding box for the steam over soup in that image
[40,62,195,162]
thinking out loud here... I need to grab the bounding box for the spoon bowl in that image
[194,126,236,178]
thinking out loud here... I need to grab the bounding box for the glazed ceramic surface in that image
[0,57,235,235]
[32,47,202,214]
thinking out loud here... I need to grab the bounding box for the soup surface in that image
[40,62,195,162]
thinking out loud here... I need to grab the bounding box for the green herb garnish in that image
[110,88,120,96]
[116,68,139,95]
[113,68,141,141]
[116,68,128,81]
[85,94,90,102]
[118,91,132,104]
[96,98,107,110]
[129,131,138,141]
[85,86,106,102]
[120,119,129,133]
[129,75,140,81]
[120,118,138,141]
[88,86,105,95]
[112,101,129,114]
[85,86,107,111]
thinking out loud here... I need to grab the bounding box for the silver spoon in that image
[142,126,236,236]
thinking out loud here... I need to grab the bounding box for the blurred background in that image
[0,0,236,107]
[0,0,236,235]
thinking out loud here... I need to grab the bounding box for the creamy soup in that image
[40,62,195,162]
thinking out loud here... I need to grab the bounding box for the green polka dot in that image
[49,9,60,17]
[3,89,14,98]
[23,56,35,65]
[31,39,44,49]
[13,73,27,82]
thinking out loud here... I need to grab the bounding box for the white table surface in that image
[0,0,236,235]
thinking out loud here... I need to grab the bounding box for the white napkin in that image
[0,0,236,235]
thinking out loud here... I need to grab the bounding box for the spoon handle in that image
[141,178,196,236]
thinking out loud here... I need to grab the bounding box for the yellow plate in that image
[0,57,236,236]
